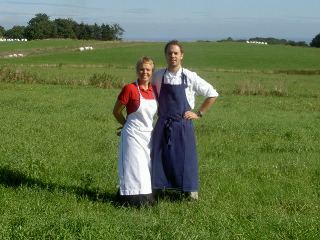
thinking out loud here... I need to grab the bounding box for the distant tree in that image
[296,41,308,47]
[54,18,77,39]
[7,13,125,41]
[28,13,50,25]
[310,33,320,48]
[101,24,114,41]
[289,41,308,47]
[92,23,101,40]
[101,24,112,41]
[0,25,5,37]
[4,26,26,39]
[111,23,124,40]
[247,37,307,47]
[25,13,57,40]
[76,22,90,40]
[85,24,93,40]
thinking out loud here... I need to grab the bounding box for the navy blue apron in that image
[152,69,199,191]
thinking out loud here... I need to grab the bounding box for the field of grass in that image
[0,39,126,54]
[1,40,320,239]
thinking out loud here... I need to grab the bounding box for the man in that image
[151,40,219,200]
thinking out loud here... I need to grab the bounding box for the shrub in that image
[87,73,125,89]
[0,67,125,89]
[232,81,266,95]
[310,33,320,48]
[232,80,288,96]
[0,67,43,84]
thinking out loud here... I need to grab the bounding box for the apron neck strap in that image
[136,80,156,100]
[135,80,142,98]
[162,68,187,87]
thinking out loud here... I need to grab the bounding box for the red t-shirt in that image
[118,82,157,116]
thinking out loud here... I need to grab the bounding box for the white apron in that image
[118,81,157,195]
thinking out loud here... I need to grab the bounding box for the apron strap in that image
[135,80,142,98]
[161,68,187,86]
[136,80,157,100]
[164,118,173,145]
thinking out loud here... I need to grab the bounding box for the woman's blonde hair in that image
[136,56,155,75]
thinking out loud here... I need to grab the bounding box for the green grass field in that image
[1,40,320,239]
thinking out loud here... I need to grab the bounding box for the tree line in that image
[248,37,308,47]
[250,36,320,48]
[218,37,309,47]
[217,34,320,48]
[0,13,124,41]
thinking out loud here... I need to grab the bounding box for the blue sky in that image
[1,0,319,42]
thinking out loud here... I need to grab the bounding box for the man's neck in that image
[168,65,181,73]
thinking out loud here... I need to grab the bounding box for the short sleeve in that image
[118,84,132,105]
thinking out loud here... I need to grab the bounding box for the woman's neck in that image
[138,79,149,90]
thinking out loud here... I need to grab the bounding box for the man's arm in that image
[183,97,217,120]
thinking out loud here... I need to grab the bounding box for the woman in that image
[113,56,157,207]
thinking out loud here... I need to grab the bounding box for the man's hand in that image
[183,111,198,120]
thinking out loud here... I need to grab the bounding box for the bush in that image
[0,67,42,84]
[87,73,125,89]
[232,80,288,96]
[310,33,320,48]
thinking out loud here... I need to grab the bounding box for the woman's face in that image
[138,63,153,82]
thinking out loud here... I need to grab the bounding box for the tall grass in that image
[86,73,125,88]
[232,80,288,96]
[0,67,125,88]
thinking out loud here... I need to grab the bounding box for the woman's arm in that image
[113,100,126,125]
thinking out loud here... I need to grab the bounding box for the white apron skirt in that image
[118,81,157,195]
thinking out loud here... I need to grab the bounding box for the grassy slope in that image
[1,40,319,89]
[2,41,320,70]
[183,42,320,71]
[0,39,122,54]
[0,40,320,239]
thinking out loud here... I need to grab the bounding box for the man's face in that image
[165,44,184,70]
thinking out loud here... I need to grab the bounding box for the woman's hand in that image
[116,126,123,136]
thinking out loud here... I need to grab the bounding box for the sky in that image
[1,0,319,42]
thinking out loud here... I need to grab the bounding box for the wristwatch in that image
[196,110,203,117]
